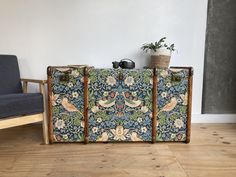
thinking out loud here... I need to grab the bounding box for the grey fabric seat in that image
[0,55,44,119]
[0,93,43,119]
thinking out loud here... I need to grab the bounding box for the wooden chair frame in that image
[0,79,49,144]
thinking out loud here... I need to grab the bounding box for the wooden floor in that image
[0,124,236,177]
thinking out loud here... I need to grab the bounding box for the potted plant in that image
[141,37,175,69]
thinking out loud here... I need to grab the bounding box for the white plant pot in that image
[148,48,172,69]
[152,47,171,56]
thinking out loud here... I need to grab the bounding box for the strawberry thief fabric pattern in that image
[48,66,191,143]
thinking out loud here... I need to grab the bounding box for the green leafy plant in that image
[141,37,175,53]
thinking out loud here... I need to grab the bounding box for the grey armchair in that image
[0,55,49,144]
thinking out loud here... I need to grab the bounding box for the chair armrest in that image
[21,78,47,84]
[21,78,47,93]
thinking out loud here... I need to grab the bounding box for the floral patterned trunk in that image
[48,66,86,142]
[48,66,192,143]
[88,69,153,142]
[156,68,190,142]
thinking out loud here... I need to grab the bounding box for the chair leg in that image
[42,111,49,144]
[40,83,49,145]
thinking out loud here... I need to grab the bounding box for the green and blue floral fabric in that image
[50,67,189,143]
[156,69,189,141]
[50,67,85,142]
[88,69,153,142]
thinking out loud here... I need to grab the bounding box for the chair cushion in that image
[0,93,44,119]
[0,55,23,94]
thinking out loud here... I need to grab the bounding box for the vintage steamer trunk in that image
[155,67,193,143]
[47,66,193,143]
[47,66,88,143]
[88,68,153,142]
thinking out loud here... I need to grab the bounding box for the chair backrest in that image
[0,55,23,94]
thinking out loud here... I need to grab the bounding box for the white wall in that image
[0,0,208,115]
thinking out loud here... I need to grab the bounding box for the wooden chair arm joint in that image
[21,78,47,84]
[21,79,47,93]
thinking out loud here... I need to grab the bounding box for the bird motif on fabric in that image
[131,132,142,141]
[122,92,142,108]
[97,132,109,142]
[159,97,177,112]
[61,97,78,112]
[98,92,118,108]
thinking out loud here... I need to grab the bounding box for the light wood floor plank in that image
[0,124,236,177]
